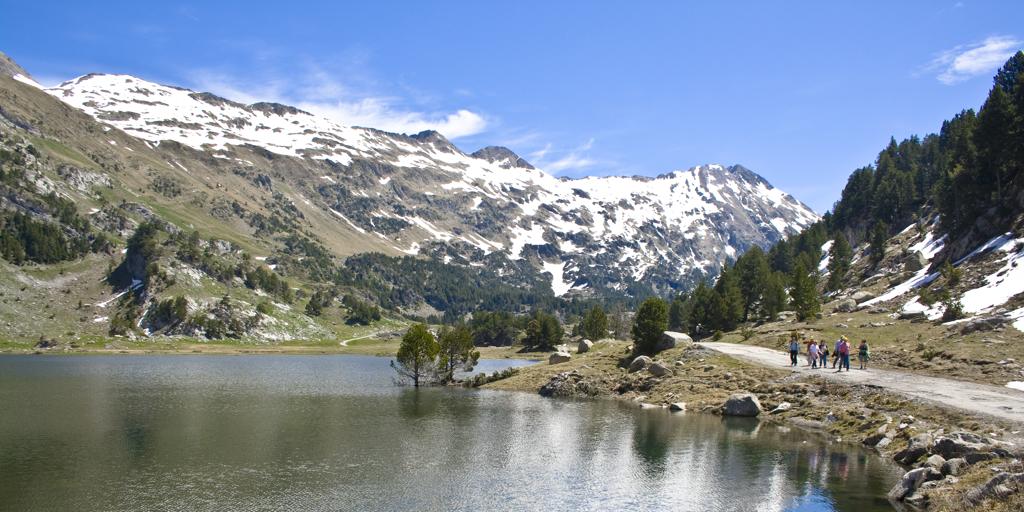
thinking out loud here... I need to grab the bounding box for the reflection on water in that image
[0,355,898,511]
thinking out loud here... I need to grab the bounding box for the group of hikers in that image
[787,334,869,372]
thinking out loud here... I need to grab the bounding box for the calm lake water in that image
[0,355,899,511]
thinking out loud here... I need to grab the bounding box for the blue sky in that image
[2,1,1022,212]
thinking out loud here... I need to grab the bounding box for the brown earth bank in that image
[483,338,1024,512]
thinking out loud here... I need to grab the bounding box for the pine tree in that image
[789,261,820,321]
[869,222,888,265]
[760,271,788,322]
[436,325,479,383]
[632,297,668,355]
[391,324,439,387]
[668,294,688,331]
[826,233,852,291]
[713,266,744,331]
[580,305,608,340]
[736,246,769,320]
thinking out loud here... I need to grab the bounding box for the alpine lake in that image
[0,354,900,511]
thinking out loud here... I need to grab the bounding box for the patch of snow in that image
[12,73,43,89]
[542,260,573,297]
[1006,382,1024,392]
[818,240,833,273]
[959,236,1024,314]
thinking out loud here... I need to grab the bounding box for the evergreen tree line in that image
[663,53,1024,339]
[830,51,1024,246]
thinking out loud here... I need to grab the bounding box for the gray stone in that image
[895,433,934,465]
[721,393,762,417]
[960,316,1008,335]
[852,290,876,303]
[657,331,692,352]
[965,452,997,465]
[769,402,792,414]
[548,351,572,365]
[905,251,928,272]
[964,472,1024,506]
[875,437,893,450]
[888,467,943,502]
[647,362,671,377]
[932,431,992,459]
[628,355,652,373]
[923,454,946,470]
[835,298,857,313]
[577,339,594,354]
[899,310,927,320]
[941,458,967,477]
[669,402,686,412]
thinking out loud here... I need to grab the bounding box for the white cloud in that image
[189,67,487,139]
[925,35,1022,85]
[537,138,597,173]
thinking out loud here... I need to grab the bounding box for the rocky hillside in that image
[40,69,817,296]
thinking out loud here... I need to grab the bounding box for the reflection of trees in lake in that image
[631,410,674,475]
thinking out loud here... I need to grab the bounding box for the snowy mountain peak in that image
[40,69,820,297]
[471,146,535,170]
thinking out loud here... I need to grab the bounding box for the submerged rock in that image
[721,393,762,417]
[669,402,686,412]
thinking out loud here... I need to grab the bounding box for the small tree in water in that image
[436,324,479,383]
[632,297,668,355]
[392,324,439,387]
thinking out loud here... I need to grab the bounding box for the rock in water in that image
[628,355,652,373]
[721,393,762,417]
[647,362,671,377]
[577,339,594,354]
[669,402,686,412]
[548,351,572,365]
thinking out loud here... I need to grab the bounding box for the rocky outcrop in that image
[894,433,934,465]
[721,393,762,417]
[964,472,1024,506]
[851,290,876,303]
[538,370,606,398]
[887,467,942,502]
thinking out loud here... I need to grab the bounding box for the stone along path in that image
[698,342,1024,424]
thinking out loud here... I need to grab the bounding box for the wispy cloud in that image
[188,63,487,139]
[535,138,598,173]
[923,35,1022,85]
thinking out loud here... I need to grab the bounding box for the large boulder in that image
[851,290,876,303]
[577,339,594,353]
[905,251,929,272]
[721,393,762,417]
[657,331,692,352]
[548,351,572,365]
[960,316,1007,335]
[647,362,672,377]
[835,298,857,313]
[628,355,652,373]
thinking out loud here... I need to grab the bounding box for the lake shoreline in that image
[481,339,1024,512]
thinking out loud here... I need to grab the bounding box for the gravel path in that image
[699,341,1024,424]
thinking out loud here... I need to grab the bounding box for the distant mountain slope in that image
[40,71,817,296]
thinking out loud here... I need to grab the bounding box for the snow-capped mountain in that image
[44,73,818,296]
